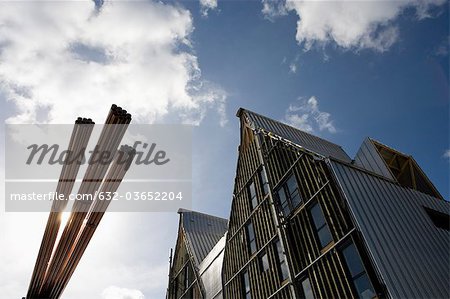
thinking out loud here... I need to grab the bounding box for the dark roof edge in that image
[236,107,349,151]
[328,157,448,202]
[177,208,228,223]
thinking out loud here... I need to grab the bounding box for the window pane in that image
[342,243,364,277]
[249,182,257,209]
[310,203,326,228]
[259,168,269,195]
[247,222,257,254]
[243,270,251,299]
[301,277,314,299]
[354,274,376,299]
[278,188,288,207]
[310,203,333,248]
[280,261,289,281]
[244,271,250,292]
[247,222,255,240]
[317,226,333,248]
[275,240,289,281]
[290,189,301,207]
[260,253,269,272]
[286,175,297,195]
[250,240,257,254]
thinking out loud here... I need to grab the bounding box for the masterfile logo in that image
[4,124,192,212]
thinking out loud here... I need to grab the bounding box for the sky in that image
[0,0,448,298]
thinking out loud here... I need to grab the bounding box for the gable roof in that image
[237,108,351,163]
[178,208,228,266]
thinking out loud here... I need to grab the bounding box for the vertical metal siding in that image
[353,138,395,181]
[330,161,449,299]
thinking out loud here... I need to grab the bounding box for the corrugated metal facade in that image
[199,234,226,299]
[179,209,228,266]
[239,108,352,163]
[330,160,450,299]
[353,138,395,181]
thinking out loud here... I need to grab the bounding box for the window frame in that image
[276,173,302,217]
[274,239,290,282]
[424,206,450,231]
[259,251,270,272]
[340,240,377,299]
[246,221,257,255]
[258,166,270,196]
[309,201,333,249]
[242,269,251,299]
[248,181,258,210]
[299,276,315,299]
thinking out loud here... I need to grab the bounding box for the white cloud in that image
[283,96,336,133]
[0,1,226,125]
[200,0,218,17]
[262,0,287,20]
[443,149,450,160]
[289,63,297,73]
[102,286,145,299]
[262,0,446,52]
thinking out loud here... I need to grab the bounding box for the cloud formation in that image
[0,1,226,125]
[200,0,218,17]
[443,149,450,160]
[262,0,446,52]
[283,96,336,133]
[102,286,145,299]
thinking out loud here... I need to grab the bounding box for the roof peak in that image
[177,208,228,222]
[236,107,351,163]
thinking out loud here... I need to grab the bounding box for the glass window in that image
[248,181,258,210]
[286,175,301,207]
[309,202,333,248]
[342,242,376,299]
[277,188,290,216]
[246,222,257,254]
[185,267,189,289]
[275,239,289,281]
[259,167,270,196]
[259,252,269,272]
[243,270,251,299]
[424,207,450,231]
[276,173,302,216]
[301,277,314,299]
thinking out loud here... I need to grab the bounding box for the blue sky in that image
[188,0,449,219]
[0,1,448,298]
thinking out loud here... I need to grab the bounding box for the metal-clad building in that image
[331,160,449,299]
[167,108,449,299]
[167,209,227,299]
[353,137,395,181]
[199,234,227,299]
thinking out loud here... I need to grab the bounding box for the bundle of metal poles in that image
[27,118,94,299]
[26,105,133,299]
[50,145,136,298]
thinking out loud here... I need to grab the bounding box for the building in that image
[167,209,228,299]
[167,108,449,299]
